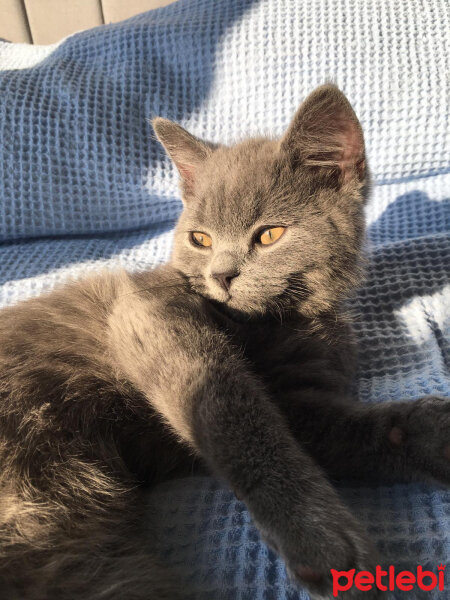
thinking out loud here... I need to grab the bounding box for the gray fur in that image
[1,85,448,599]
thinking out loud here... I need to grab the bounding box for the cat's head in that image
[154,85,368,318]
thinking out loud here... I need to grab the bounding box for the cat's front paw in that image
[259,499,384,599]
[387,396,450,484]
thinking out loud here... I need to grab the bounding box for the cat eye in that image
[191,231,213,248]
[258,226,286,246]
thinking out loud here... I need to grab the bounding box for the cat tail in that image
[0,455,183,600]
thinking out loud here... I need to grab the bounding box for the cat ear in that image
[153,118,211,194]
[279,84,365,185]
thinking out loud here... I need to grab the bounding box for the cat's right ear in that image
[153,118,211,196]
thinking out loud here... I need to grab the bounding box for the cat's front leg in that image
[399,395,450,482]
[108,271,383,598]
[277,391,450,484]
[371,395,450,484]
[190,377,384,599]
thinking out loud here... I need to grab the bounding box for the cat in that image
[0,84,449,600]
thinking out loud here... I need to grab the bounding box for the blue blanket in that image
[0,0,449,597]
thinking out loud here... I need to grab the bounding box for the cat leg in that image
[277,391,450,484]
[109,286,384,598]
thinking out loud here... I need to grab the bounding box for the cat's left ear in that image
[279,84,366,186]
[153,118,212,195]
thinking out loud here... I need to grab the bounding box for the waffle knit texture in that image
[0,0,449,598]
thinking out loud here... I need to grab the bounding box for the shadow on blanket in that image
[0,219,176,285]
[368,190,450,245]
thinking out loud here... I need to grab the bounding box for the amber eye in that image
[191,231,212,247]
[258,226,286,246]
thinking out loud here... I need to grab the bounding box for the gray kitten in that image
[1,85,449,600]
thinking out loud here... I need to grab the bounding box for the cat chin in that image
[206,289,263,314]
[199,283,274,316]
[205,289,231,305]
[204,293,268,318]
[226,297,268,316]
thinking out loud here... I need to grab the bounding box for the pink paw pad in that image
[444,445,450,461]
[389,426,404,446]
[296,566,323,584]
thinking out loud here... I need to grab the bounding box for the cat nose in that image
[211,270,238,292]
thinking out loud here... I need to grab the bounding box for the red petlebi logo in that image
[331,564,446,596]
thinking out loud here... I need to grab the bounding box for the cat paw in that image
[388,396,450,484]
[260,499,384,598]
